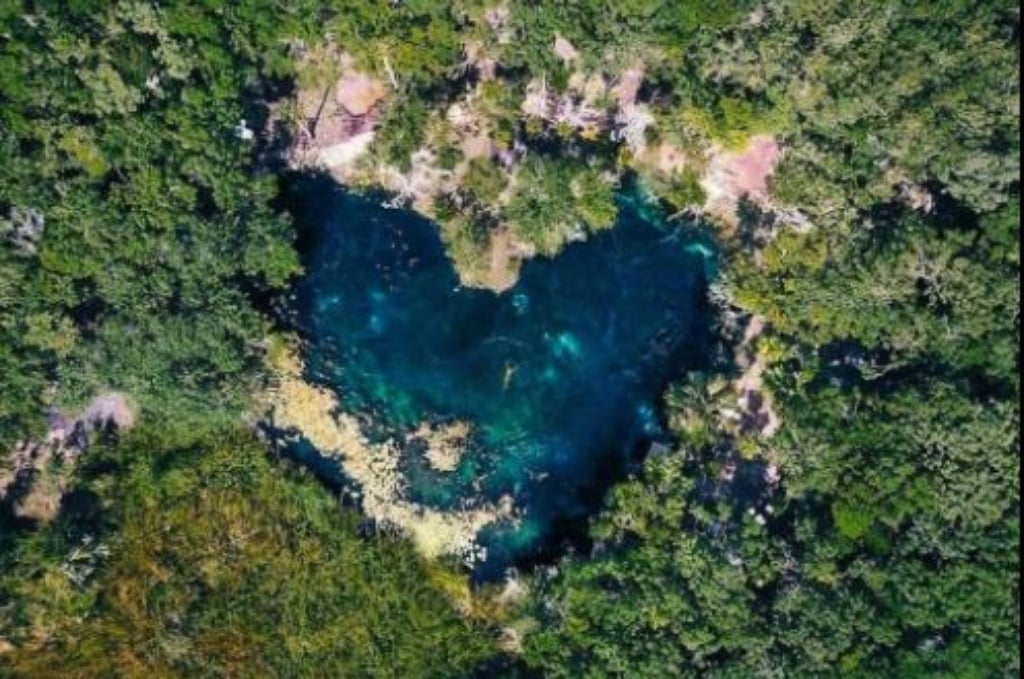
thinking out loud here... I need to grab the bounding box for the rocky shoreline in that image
[276,40,795,294]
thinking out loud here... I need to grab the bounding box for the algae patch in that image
[265,346,513,563]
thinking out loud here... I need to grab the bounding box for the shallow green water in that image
[291,180,715,575]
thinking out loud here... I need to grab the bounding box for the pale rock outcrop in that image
[485,5,514,44]
[334,73,388,117]
[611,64,645,109]
[553,34,579,65]
[289,66,388,182]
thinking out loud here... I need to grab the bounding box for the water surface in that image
[290,179,714,574]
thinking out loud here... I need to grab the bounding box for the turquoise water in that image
[289,178,715,575]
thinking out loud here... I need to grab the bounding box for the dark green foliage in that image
[524,369,1019,676]
[721,0,1021,216]
[327,1,463,91]
[373,96,430,171]
[462,157,506,206]
[516,2,1019,674]
[523,451,767,677]
[506,156,617,256]
[505,1,750,74]
[736,201,1020,388]
[0,427,497,677]
[0,2,314,445]
[652,166,707,213]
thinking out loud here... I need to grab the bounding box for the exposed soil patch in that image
[553,34,579,65]
[703,135,781,221]
[334,73,387,117]
[733,316,780,438]
[81,392,134,430]
[482,228,526,292]
[2,392,136,522]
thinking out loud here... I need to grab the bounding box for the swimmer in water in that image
[502,361,518,391]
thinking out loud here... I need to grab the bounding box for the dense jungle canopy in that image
[1,1,1019,677]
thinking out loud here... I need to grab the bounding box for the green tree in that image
[1,427,499,677]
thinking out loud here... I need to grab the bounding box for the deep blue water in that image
[289,178,715,575]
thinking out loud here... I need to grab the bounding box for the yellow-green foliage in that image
[57,127,109,179]
[439,214,493,283]
[682,97,791,150]
[1,427,498,677]
[645,166,706,213]
[462,157,506,206]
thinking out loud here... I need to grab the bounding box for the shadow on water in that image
[278,171,719,579]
